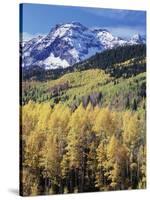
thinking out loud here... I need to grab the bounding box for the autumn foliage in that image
[20,102,146,196]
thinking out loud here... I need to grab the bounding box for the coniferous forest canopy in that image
[20,44,146,196]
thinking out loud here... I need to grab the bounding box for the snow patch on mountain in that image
[35,53,69,69]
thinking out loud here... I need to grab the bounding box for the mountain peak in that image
[131,33,142,40]
[52,21,86,30]
[47,21,88,40]
[21,22,145,69]
[130,33,145,44]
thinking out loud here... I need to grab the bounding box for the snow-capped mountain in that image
[91,28,129,49]
[21,22,145,69]
[129,34,146,45]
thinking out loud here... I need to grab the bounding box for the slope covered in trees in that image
[20,44,146,196]
[22,69,146,112]
[20,102,146,196]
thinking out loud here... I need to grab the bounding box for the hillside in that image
[21,44,146,113]
[21,39,146,196]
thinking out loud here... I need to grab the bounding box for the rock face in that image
[21,22,145,69]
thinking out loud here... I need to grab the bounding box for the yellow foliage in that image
[93,108,121,138]
[123,111,142,145]
[21,102,146,195]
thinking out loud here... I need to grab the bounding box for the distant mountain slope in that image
[22,44,146,81]
[21,22,145,69]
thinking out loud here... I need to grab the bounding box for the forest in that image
[20,44,146,196]
[20,102,146,196]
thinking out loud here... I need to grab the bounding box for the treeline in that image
[76,44,146,69]
[22,44,146,81]
[22,65,74,81]
[74,44,146,78]
[20,102,146,196]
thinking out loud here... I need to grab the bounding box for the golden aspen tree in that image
[93,108,120,140]
[122,111,144,188]
[106,135,128,190]
[95,141,107,191]
[40,103,70,194]
[62,104,92,192]
[138,145,146,189]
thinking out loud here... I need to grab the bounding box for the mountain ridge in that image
[21,22,146,69]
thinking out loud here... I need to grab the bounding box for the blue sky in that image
[20,3,146,41]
